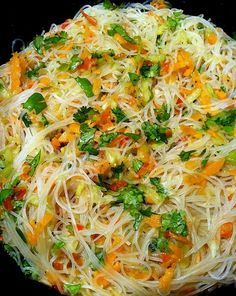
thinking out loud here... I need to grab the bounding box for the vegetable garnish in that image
[1,3,236,296]
[23,93,47,114]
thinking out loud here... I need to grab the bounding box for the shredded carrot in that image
[137,159,155,178]
[207,33,217,45]
[215,89,227,100]
[93,78,101,96]
[220,222,233,239]
[26,212,53,246]
[95,107,114,131]
[185,159,200,170]
[201,158,225,177]
[94,272,110,288]
[80,48,90,60]
[174,49,194,77]
[9,52,22,94]
[180,125,202,139]
[68,123,80,134]
[51,136,61,150]
[143,214,161,228]
[168,232,191,245]
[114,34,138,51]
[229,168,236,176]
[39,77,51,87]
[159,265,176,291]
[80,10,97,26]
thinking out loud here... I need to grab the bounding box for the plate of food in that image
[0,1,235,295]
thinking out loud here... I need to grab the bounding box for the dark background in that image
[0,0,235,295]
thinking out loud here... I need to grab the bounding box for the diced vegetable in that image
[75,77,94,97]
[23,93,47,114]
[108,24,136,44]
[128,72,140,85]
[140,62,161,78]
[64,283,81,296]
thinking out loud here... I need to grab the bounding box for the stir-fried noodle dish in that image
[0,1,236,295]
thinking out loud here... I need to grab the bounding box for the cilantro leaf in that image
[166,12,182,31]
[27,151,41,176]
[161,210,188,237]
[26,62,45,79]
[99,132,118,147]
[21,112,32,127]
[64,283,81,296]
[23,93,47,115]
[79,123,98,155]
[103,0,116,9]
[92,49,115,59]
[142,121,169,144]
[149,236,170,253]
[33,36,44,54]
[108,23,136,44]
[203,109,236,134]
[179,150,196,161]
[40,114,49,127]
[132,159,143,173]
[128,72,140,85]
[73,107,95,123]
[111,163,124,178]
[150,177,168,200]
[156,104,170,122]
[112,106,128,123]
[140,62,161,78]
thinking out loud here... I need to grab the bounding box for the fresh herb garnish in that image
[161,210,188,237]
[40,114,49,127]
[26,63,45,78]
[21,112,32,127]
[23,93,47,114]
[128,72,140,85]
[64,283,81,296]
[33,32,68,54]
[179,150,196,161]
[52,239,65,251]
[116,185,152,230]
[203,109,236,134]
[142,121,169,144]
[112,106,128,123]
[79,123,98,155]
[92,49,115,59]
[149,236,170,253]
[108,23,136,44]
[166,11,182,31]
[150,177,168,200]
[132,159,143,173]
[103,0,116,9]
[111,163,124,178]
[156,104,170,122]
[73,106,95,123]
[75,77,94,97]
[140,62,161,78]
[27,151,41,176]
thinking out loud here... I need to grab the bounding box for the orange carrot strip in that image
[201,159,225,177]
[220,222,233,239]
[80,10,97,26]
[9,52,22,94]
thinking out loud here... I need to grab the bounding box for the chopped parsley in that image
[128,72,140,85]
[161,210,188,237]
[111,163,124,178]
[27,150,41,176]
[142,121,169,144]
[132,159,143,173]
[103,0,116,10]
[150,177,168,200]
[73,106,96,123]
[179,150,196,161]
[166,11,182,31]
[140,62,161,78]
[79,123,98,155]
[156,104,170,122]
[33,31,68,54]
[149,236,170,253]
[112,106,128,123]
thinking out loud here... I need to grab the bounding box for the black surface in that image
[0,0,235,295]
